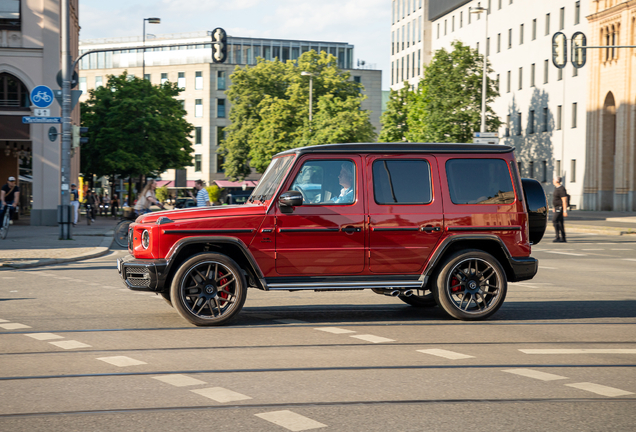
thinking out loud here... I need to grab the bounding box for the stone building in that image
[584,0,636,210]
[0,0,80,225]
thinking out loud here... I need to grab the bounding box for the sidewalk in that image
[1,209,635,271]
[0,214,118,269]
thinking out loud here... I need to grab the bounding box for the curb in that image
[0,236,114,270]
[563,225,636,236]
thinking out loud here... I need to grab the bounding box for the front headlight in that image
[141,230,150,249]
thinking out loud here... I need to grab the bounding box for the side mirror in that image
[279,190,303,213]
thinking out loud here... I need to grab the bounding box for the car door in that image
[275,155,365,275]
[367,154,444,274]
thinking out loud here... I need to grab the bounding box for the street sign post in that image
[474,132,499,145]
[30,85,54,109]
[22,117,62,124]
[34,108,50,117]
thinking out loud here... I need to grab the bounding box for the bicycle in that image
[0,205,16,240]
[113,209,137,248]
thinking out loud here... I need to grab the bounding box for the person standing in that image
[111,195,119,218]
[194,180,210,207]
[552,177,568,243]
[70,183,79,225]
[0,176,20,223]
[85,190,97,222]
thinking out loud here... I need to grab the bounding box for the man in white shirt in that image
[194,180,210,207]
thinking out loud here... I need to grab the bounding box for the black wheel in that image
[159,290,172,307]
[398,289,437,307]
[170,253,247,326]
[114,221,131,248]
[433,250,507,321]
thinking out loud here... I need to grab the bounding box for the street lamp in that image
[143,17,161,78]
[469,3,488,133]
[301,71,315,122]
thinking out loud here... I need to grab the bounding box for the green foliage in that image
[155,186,169,203]
[80,72,194,179]
[205,185,222,203]
[220,51,376,179]
[406,41,502,143]
[378,83,413,142]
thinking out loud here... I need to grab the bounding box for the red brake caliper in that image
[217,271,229,304]
[451,277,461,293]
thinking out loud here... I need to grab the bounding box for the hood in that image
[137,203,267,224]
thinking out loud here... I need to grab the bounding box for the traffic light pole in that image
[60,0,72,240]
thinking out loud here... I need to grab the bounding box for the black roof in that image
[276,143,514,157]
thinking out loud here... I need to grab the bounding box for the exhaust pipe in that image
[389,289,400,297]
[403,289,414,297]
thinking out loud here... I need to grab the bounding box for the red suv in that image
[117,143,547,325]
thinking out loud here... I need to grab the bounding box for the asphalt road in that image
[0,232,635,431]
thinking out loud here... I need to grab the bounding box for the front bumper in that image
[509,256,538,282]
[117,254,168,291]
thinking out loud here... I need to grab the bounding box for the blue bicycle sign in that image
[30,85,54,108]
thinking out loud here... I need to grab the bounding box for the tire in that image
[114,221,131,248]
[398,289,437,307]
[170,253,247,326]
[433,250,507,321]
[0,209,9,239]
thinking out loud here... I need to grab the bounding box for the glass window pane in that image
[290,160,356,205]
[446,159,515,205]
[373,160,432,204]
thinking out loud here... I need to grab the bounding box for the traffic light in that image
[72,125,89,148]
[552,32,567,69]
[571,31,587,69]
[211,27,227,63]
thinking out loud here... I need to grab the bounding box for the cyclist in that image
[1,176,20,225]
[134,179,165,215]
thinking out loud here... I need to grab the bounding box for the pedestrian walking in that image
[70,183,79,225]
[552,176,568,242]
[111,195,119,218]
[194,180,210,207]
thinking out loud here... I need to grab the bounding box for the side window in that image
[446,159,515,205]
[373,159,432,204]
[290,160,355,205]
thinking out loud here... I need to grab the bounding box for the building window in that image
[575,1,580,25]
[529,161,534,178]
[79,77,87,94]
[401,57,404,81]
[476,42,479,53]
[217,99,226,118]
[195,99,203,118]
[542,160,548,182]
[0,0,20,30]
[542,107,548,132]
[498,0,502,10]
[505,114,511,137]
[0,73,29,109]
[497,33,501,52]
[468,8,472,24]
[452,16,455,32]
[161,73,168,85]
[517,112,522,135]
[217,71,226,90]
[531,63,535,87]
[418,17,422,41]
[444,19,447,36]
[194,127,202,145]
[216,153,225,173]
[518,67,523,90]
[194,154,202,172]
[559,7,565,30]
[195,71,203,90]
[508,28,512,49]
[544,59,549,83]
[178,72,186,89]
[556,105,562,130]
[556,160,561,177]
[391,61,394,85]
[437,23,440,39]
[406,54,410,78]
[507,70,511,93]
[95,76,103,88]
[392,0,395,24]
[572,103,577,128]
[570,160,576,182]
[418,50,421,76]
[545,13,550,36]
[392,31,395,55]
[144,74,150,81]
[532,19,537,40]
[496,74,500,92]
[460,12,463,28]
[519,24,524,45]
[529,110,535,134]
[407,22,411,46]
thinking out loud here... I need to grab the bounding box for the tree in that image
[155,185,169,203]
[80,72,194,180]
[406,41,502,143]
[220,51,376,179]
[378,83,413,142]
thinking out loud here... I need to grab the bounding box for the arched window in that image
[0,73,30,109]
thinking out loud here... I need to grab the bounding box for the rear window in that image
[373,159,432,205]
[446,158,515,205]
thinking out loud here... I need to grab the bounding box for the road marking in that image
[542,250,587,256]
[417,349,475,360]
[623,258,636,262]
[49,340,92,349]
[520,349,636,354]
[25,333,64,340]
[153,374,206,387]
[350,334,395,343]
[502,368,568,381]
[0,319,9,323]
[97,356,147,367]
[191,387,252,403]
[566,382,634,397]
[0,323,32,330]
[582,249,604,251]
[255,410,327,431]
[611,248,632,251]
[275,319,308,324]
[315,327,355,334]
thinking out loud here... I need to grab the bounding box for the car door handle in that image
[341,226,361,234]
[420,226,441,232]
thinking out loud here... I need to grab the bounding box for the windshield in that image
[249,155,295,202]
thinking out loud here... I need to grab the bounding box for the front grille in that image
[125,266,150,288]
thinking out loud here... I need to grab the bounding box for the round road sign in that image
[30,85,54,109]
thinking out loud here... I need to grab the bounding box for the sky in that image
[79,0,391,89]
